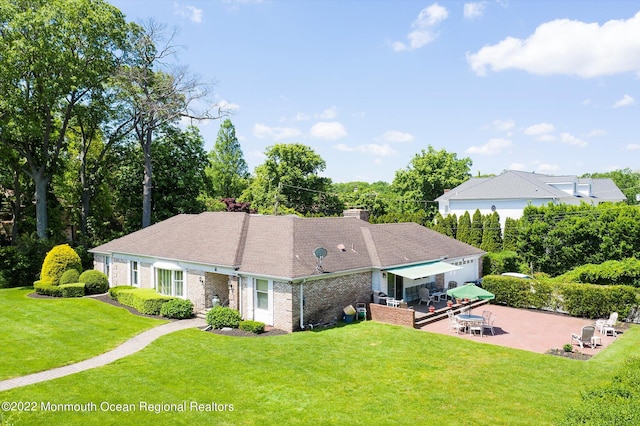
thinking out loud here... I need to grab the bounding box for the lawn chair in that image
[418,288,434,306]
[447,310,466,334]
[571,325,596,349]
[482,315,497,336]
[596,312,618,336]
[355,303,367,321]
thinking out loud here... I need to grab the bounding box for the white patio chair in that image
[482,315,497,336]
[355,303,367,321]
[447,310,466,334]
[469,320,483,336]
[596,312,618,336]
[418,288,434,306]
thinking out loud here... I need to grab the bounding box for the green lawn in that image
[0,287,165,380]
[1,288,638,425]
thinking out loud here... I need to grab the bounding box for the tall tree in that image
[391,146,472,218]
[456,211,472,244]
[481,212,502,252]
[118,20,218,228]
[469,209,483,247]
[206,119,249,199]
[241,143,343,215]
[0,0,130,239]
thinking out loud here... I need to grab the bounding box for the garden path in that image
[0,318,206,392]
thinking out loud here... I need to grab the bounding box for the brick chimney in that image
[343,208,370,222]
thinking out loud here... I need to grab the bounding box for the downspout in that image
[299,282,305,330]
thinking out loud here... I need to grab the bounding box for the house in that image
[435,170,626,228]
[90,211,484,332]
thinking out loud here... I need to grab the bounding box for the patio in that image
[414,302,620,355]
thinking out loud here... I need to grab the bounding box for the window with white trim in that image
[155,268,184,297]
[255,278,269,310]
[130,261,139,286]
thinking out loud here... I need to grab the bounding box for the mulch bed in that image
[546,348,592,361]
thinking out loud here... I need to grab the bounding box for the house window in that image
[256,278,269,310]
[130,261,139,286]
[104,256,111,277]
[155,268,184,297]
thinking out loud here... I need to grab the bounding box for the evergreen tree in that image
[457,211,472,244]
[469,209,483,247]
[503,217,519,251]
[481,212,503,252]
[206,119,249,199]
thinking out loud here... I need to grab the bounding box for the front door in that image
[254,278,273,325]
[387,273,404,299]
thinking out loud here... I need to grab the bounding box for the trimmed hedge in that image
[34,280,62,297]
[206,307,241,329]
[482,250,521,276]
[79,270,109,295]
[109,285,135,300]
[558,258,640,287]
[60,283,85,298]
[40,244,82,285]
[59,269,81,285]
[113,288,174,315]
[482,275,638,319]
[160,298,194,319]
[239,320,265,334]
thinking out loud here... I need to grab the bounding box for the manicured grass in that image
[0,287,165,380]
[2,315,639,425]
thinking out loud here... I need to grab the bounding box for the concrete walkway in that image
[0,318,207,392]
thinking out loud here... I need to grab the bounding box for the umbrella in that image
[446,283,495,301]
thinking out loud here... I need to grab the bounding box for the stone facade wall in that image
[203,272,230,309]
[273,281,293,331]
[293,272,371,331]
[369,303,415,328]
[111,257,128,285]
[139,262,152,288]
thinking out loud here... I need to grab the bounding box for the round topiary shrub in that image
[59,269,81,285]
[160,298,194,319]
[206,306,241,329]
[79,270,109,295]
[40,244,82,285]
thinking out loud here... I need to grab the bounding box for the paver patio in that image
[416,303,619,355]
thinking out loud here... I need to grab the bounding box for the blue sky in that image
[109,1,640,184]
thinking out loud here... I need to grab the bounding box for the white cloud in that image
[379,130,415,143]
[492,119,515,132]
[465,138,512,155]
[392,3,449,52]
[310,122,348,140]
[174,2,203,23]
[253,123,303,141]
[559,132,588,147]
[464,2,486,20]
[333,143,397,157]
[315,107,338,120]
[535,163,560,173]
[524,122,555,136]
[626,143,640,150]
[294,112,310,121]
[588,129,606,137]
[537,134,557,142]
[613,94,636,108]
[467,11,640,77]
[217,99,240,112]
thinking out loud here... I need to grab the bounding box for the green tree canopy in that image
[391,146,472,218]
[206,119,249,199]
[240,143,343,215]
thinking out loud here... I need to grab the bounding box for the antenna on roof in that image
[313,247,327,273]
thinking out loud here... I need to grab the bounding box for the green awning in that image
[386,262,462,280]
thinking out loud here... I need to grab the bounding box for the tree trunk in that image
[32,167,49,239]
[142,129,153,228]
[80,156,90,237]
[10,168,22,244]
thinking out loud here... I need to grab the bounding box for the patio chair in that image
[596,312,618,336]
[571,325,596,349]
[418,288,434,306]
[482,315,497,336]
[446,281,457,300]
[447,310,466,334]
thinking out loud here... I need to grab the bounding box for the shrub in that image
[206,307,241,329]
[239,320,265,334]
[59,269,81,285]
[34,280,63,297]
[60,283,85,298]
[160,298,194,319]
[40,244,82,285]
[79,270,109,295]
[563,343,573,353]
[109,285,135,300]
[116,288,173,315]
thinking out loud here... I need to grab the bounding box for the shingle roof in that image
[91,213,484,280]
[435,170,626,202]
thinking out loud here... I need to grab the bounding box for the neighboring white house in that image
[435,170,626,228]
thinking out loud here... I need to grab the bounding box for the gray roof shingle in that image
[91,213,484,280]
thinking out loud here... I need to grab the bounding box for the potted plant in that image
[456,298,462,305]
[428,305,435,313]
[447,300,453,308]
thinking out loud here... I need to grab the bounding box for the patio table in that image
[456,314,484,334]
